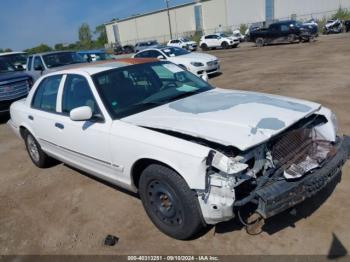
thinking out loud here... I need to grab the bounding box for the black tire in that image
[200,43,208,51]
[139,164,206,240]
[255,37,264,47]
[24,131,53,168]
[221,41,229,49]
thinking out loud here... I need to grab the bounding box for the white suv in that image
[167,38,197,51]
[200,34,239,50]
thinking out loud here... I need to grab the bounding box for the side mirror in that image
[34,64,44,71]
[157,55,166,60]
[15,64,24,71]
[70,106,93,121]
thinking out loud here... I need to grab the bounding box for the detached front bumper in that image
[255,136,350,219]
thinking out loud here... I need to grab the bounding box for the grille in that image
[207,60,218,66]
[0,80,29,101]
[271,128,336,170]
[271,128,313,167]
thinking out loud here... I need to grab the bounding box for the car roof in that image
[31,51,77,56]
[46,58,159,75]
[0,51,27,56]
[77,50,105,54]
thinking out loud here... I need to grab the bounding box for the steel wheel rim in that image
[27,135,40,163]
[147,179,184,226]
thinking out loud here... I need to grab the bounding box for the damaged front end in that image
[197,109,350,225]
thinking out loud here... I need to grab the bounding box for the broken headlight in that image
[206,150,248,175]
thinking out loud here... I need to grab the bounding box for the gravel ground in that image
[0,34,349,255]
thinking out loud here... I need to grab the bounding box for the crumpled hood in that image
[122,88,321,151]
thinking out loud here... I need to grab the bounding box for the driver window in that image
[34,56,44,70]
[62,74,99,115]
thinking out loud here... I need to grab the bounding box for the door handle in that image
[28,115,34,120]
[55,123,64,129]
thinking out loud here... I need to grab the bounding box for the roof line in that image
[104,0,211,25]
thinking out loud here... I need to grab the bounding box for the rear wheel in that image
[255,38,264,47]
[24,131,54,168]
[287,34,296,43]
[139,164,205,240]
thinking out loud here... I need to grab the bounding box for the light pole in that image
[165,0,173,39]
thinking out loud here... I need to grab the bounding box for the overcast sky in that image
[0,0,191,51]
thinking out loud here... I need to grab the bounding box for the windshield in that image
[0,58,16,73]
[218,33,229,38]
[161,47,189,57]
[42,52,85,68]
[181,38,190,42]
[92,62,213,119]
[1,53,27,66]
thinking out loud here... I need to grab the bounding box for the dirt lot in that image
[1,34,350,255]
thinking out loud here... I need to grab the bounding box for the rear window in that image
[32,75,62,112]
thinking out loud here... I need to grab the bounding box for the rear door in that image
[28,74,64,154]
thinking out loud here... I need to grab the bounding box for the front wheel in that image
[221,41,229,49]
[139,164,206,240]
[200,43,209,51]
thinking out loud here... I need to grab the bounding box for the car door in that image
[52,74,119,181]
[28,74,64,154]
[32,56,46,81]
[205,35,214,47]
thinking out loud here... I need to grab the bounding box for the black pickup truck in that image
[0,55,32,115]
[249,20,313,47]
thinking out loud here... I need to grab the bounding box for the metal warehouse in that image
[105,0,350,45]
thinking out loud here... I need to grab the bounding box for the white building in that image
[105,0,350,45]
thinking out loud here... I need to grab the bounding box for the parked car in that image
[232,29,245,42]
[134,40,160,53]
[249,20,313,47]
[215,33,240,47]
[345,20,350,32]
[112,43,135,55]
[167,38,197,51]
[0,52,28,70]
[77,50,114,62]
[199,34,239,50]
[26,51,85,81]
[0,56,32,115]
[323,19,344,34]
[302,18,319,36]
[133,46,219,76]
[8,58,350,239]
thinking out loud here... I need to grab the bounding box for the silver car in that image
[134,40,160,53]
[26,51,85,81]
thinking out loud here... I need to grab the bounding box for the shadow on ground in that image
[0,114,9,125]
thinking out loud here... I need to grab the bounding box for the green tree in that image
[4,48,13,52]
[239,24,248,35]
[79,23,92,49]
[332,7,350,20]
[24,44,52,54]
[0,49,3,53]
[94,24,108,47]
[54,43,65,50]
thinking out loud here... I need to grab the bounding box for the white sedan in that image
[8,58,350,240]
[133,47,220,77]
